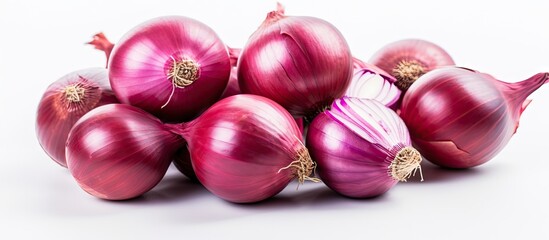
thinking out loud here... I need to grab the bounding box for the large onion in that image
[238,4,353,120]
[400,67,548,168]
[109,16,231,122]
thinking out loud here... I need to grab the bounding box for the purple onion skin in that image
[173,94,310,203]
[66,104,184,200]
[308,113,398,198]
[36,68,118,167]
[238,7,353,119]
[401,67,549,168]
[109,16,231,123]
[369,39,455,92]
[307,98,419,198]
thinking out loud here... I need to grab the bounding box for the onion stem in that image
[389,146,423,182]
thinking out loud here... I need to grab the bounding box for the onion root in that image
[389,146,423,182]
[278,147,320,185]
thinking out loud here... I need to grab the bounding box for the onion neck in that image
[87,32,114,68]
[504,72,549,108]
[392,60,426,91]
[165,122,193,141]
[501,72,549,133]
[278,146,320,184]
[260,2,286,28]
[389,146,423,182]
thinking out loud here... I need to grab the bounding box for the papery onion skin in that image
[238,5,353,119]
[171,94,316,203]
[400,67,548,168]
[66,104,184,200]
[109,16,231,123]
[369,39,455,92]
[307,98,421,198]
[345,61,402,110]
[36,68,118,167]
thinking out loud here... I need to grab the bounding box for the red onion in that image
[169,94,318,203]
[109,16,231,122]
[36,68,118,167]
[400,67,549,168]
[345,61,401,110]
[66,104,184,200]
[369,39,455,92]
[237,4,353,120]
[307,98,422,198]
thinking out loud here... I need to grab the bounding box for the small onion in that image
[369,38,455,92]
[345,61,401,110]
[400,67,548,168]
[307,98,422,198]
[36,68,118,167]
[238,4,353,120]
[109,16,231,122]
[169,94,318,203]
[66,104,184,200]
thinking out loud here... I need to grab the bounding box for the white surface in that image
[1,0,548,239]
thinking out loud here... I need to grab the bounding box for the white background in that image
[1,0,548,239]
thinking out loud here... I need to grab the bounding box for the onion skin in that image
[307,98,421,198]
[238,5,353,119]
[109,16,231,123]
[400,67,549,168]
[66,104,184,200]
[172,94,315,203]
[36,68,118,167]
[369,39,455,92]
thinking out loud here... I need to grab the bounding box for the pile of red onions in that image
[65,95,316,202]
[36,3,549,203]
